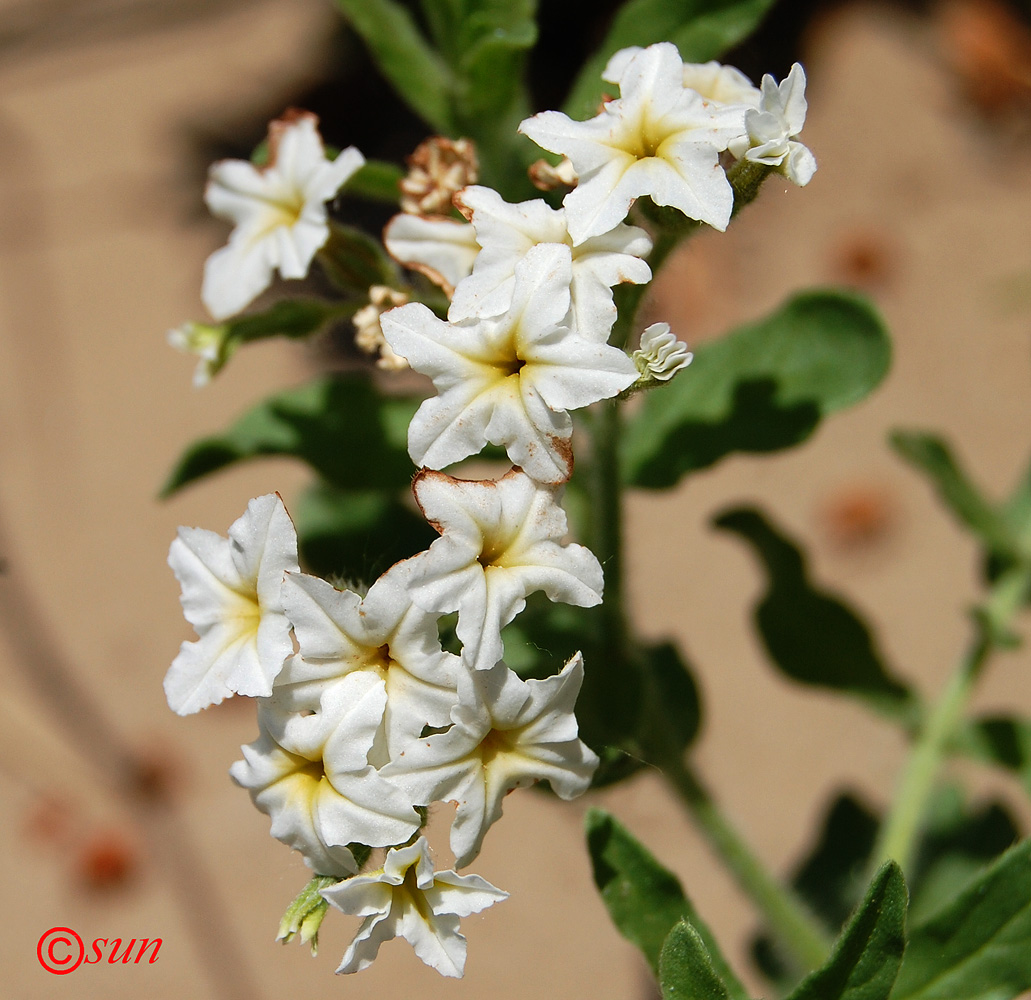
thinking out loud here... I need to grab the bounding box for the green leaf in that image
[344,159,405,204]
[563,0,777,120]
[713,507,919,723]
[890,431,1017,557]
[660,920,738,1000]
[622,291,892,488]
[906,786,1019,928]
[892,839,1031,1000]
[223,298,347,344]
[643,641,702,753]
[755,791,1023,989]
[786,862,907,1000]
[294,481,437,582]
[333,0,455,131]
[161,375,419,497]
[586,809,750,1000]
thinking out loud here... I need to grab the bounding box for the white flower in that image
[448,185,652,340]
[519,43,745,243]
[727,63,816,186]
[381,243,638,483]
[383,655,598,868]
[167,320,233,387]
[230,670,421,875]
[271,560,460,758]
[382,213,479,297]
[408,468,603,671]
[322,836,507,977]
[202,110,365,320]
[165,493,298,714]
[632,322,693,381]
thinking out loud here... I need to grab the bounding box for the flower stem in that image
[587,226,832,974]
[871,564,1030,875]
[662,753,833,971]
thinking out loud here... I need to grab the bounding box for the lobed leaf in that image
[586,809,749,999]
[161,375,419,497]
[786,862,907,1000]
[622,292,892,488]
[564,0,777,120]
[891,839,1031,1000]
[713,507,918,723]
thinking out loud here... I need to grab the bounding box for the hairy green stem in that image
[872,564,1031,874]
[663,754,833,971]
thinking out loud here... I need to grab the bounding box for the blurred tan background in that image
[2,1,1031,997]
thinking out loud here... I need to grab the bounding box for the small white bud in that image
[633,322,693,382]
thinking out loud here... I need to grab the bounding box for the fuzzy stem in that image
[588,221,832,973]
[872,564,1030,874]
[663,754,833,971]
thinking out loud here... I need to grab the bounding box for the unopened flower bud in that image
[528,157,578,192]
[167,320,233,387]
[632,322,693,383]
[278,875,343,955]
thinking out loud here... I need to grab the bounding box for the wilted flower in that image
[400,136,479,216]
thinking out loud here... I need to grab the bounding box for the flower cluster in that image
[166,42,814,977]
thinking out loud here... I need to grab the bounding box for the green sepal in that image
[586,809,750,1000]
[160,375,419,497]
[318,221,400,293]
[785,862,907,1000]
[622,291,892,488]
[277,874,344,955]
[713,506,919,724]
[563,0,778,121]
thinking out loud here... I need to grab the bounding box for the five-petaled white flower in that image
[448,185,652,340]
[727,63,816,186]
[202,110,365,320]
[519,43,746,243]
[381,243,638,483]
[384,655,598,867]
[272,560,460,758]
[231,670,421,875]
[165,493,298,714]
[322,836,507,977]
[408,468,603,671]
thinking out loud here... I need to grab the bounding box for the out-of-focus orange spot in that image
[821,483,898,549]
[831,228,897,289]
[23,795,74,846]
[939,0,1031,114]
[77,831,137,892]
